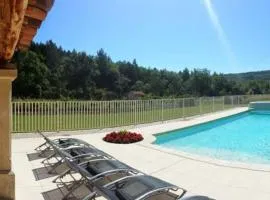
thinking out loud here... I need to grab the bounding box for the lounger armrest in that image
[72,153,98,159]
[87,168,135,182]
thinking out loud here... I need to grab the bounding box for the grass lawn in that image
[13,103,240,133]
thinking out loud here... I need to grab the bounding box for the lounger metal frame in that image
[92,175,187,200]
[35,131,92,156]
[57,156,140,200]
[33,132,187,200]
[44,143,113,174]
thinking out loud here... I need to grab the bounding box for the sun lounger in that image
[35,131,92,156]
[42,142,113,174]
[35,132,187,200]
[58,157,186,200]
[82,175,186,200]
[56,158,140,199]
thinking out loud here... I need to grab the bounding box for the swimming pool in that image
[155,110,270,164]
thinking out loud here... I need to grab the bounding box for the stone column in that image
[0,67,17,200]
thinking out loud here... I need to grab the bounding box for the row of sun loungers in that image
[35,131,187,200]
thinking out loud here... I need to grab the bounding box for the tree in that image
[13,51,49,98]
[182,68,190,82]
[12,41,270,100]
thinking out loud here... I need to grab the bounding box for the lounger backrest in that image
[78,160,140,184]
[102,175,186,200]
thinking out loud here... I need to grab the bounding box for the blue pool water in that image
[155,110,270,164]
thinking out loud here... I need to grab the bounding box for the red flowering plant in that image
[103,130,143,144]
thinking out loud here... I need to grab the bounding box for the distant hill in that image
[225,70,270,81]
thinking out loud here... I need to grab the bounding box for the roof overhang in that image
[0,0,54,66]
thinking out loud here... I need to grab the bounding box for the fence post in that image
[212,96,215,112]
[99,101,102,128]
[57,101,60,132]
[161,99,164,122]
[199,97,202,115]
[183,98,185,119]
[150,100,153,122]
[134,100,137,125]
[223,96,225,110]
[174,98,176,119]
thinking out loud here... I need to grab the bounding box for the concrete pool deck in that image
[12,107,270,200]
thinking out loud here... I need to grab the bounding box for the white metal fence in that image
[12,94,270,133]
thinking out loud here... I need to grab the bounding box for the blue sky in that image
[35,0,270,73]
